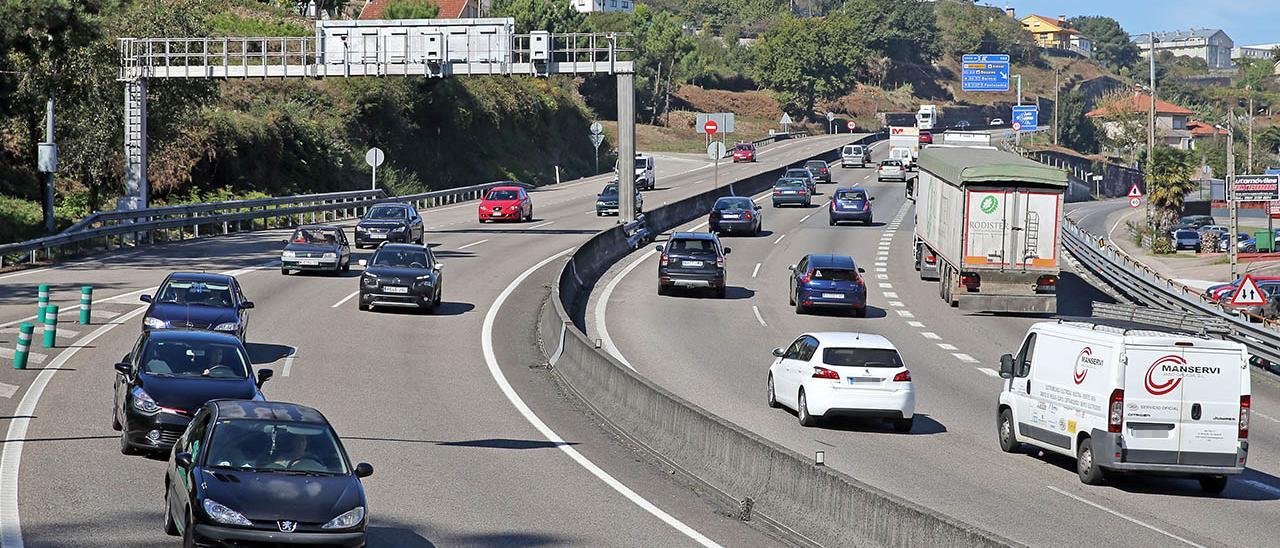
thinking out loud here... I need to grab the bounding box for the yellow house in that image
[1019,14,1093,58]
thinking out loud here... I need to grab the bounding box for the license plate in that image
[383,286,408,294]
[370,234,387,239]
[847,377,880,384]
[822,293,845,299]
[783,191,795,194]
[722,214,740,219]
[681,260,703,268]
[299,260,319,266]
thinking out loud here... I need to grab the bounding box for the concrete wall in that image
[537,134,1019,548]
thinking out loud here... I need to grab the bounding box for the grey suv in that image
[656,232,731,298]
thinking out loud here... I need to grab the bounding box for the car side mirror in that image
[722,247,731,254]
[755,205,762,210]
[998,354,1016,379]
[358,259,368,267]
[434,264,444,271]
[787,264,797,271]
[355,462,374,478]
[869,197,876,201]
[281,239,289,244]
[114,362,131,376]
[654,244,664,252]
[240,301,255,309]
[257,368,274,387]
[140,295,153,303]
[175,452,193,469]
[772,347,784,357]
[858,267,866,273]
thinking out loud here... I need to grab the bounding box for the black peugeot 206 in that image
[164,400,373,547]
[114,329,271,455]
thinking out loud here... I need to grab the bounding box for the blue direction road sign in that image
[961,54,1010,92]
[1012,105,1038,132]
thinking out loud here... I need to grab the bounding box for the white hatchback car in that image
[767,332,915,431]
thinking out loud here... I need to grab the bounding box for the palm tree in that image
[1146,146,1198,232]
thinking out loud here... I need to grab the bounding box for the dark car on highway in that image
[163,400,372,547]
[772,178,812,207]
[141,273,253,341]
[829,187,874,225]
[281,225,352,275]
[782,168,816,193]
[358,243,443,312]
[804,160,831,183]
[596,181,643,216]
[1171,229,1202,252]
[354,203,424,248]
[656,232,731,298]
[709,196,763,235]
[788,254,867,316]
[114,330,271,455]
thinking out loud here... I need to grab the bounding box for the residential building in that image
[1233,43,1280,61]
[1086,92,1195,150]
[572,0,634,12]
[1187,120,1228,145]
[359,0,480,19]
[1134,29,1234,69]
[1018,13,1093,58]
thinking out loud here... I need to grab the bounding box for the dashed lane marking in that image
[877,274,888,279]
[920,332,941,340]
[458,238,489,250]
[976,368,999,377]
[938,343,958,350]
[752,306,768,327]
[752,263,761,278]
[331,290,360,309]
[906,321,924,328]
[889,301,904,307]
[896,310,914,318]
[529,220,556,229]
[281,347,298,377]
[800,213,813,223]
[883,292,898,298]
[773,234,786,245]
[953,353,979,363]
[879,283,893,288]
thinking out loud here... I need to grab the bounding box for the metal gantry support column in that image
[617,72,637,224]
[123,80,149,210]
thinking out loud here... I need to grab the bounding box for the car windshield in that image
[715,198,753,211]
[836,190,867,201]
[601,184,619,196]
[156,280,234,307]
[140,339,249,378]
[784,169,810,178]
[486,190,519,201]
[811,268,858,281]
[822,348,904,368]
[371,249,430,269]
[1175,230,1198,239]
[367,206,407,220]
[289,228,341,245]
[206,420,348,475]
[736,144,752,151]
[634,158,647,169]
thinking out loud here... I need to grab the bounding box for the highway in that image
[0,134,853,547]
[588,142,1280,548]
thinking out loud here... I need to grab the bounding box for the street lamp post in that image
[1226,114,1238,279]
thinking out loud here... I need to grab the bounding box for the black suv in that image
[354,203,424,248]
[358,243,443,312]
[656,232,731,298]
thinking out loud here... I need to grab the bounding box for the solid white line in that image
[331,290,360,309]
[482,248,720,547]
[752,263,761,278]
[0,384,16,399]
[0,268,51,281]
[953,353,979,363]
[529,220,555,229]
[281,347,297,377]
[1047,486,1206,548]
[597,250,655,371]
[458,238,490,250]
[977,368,999,377]
[773,234,786,245]
[0,304,148,548]
[920,332,941,340]
[938,343,958,351]
[752,305,768,327]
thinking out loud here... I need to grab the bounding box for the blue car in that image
[141,273,254,341]
[788,254,867,317]
[829,187,874,225]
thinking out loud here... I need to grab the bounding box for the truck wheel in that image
[1076,436,1107,485]
[1198,475,1228,494]
[998,408,1020,452]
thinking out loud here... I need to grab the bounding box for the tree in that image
[1272,45,1280,63]
[1056,89,1099,154]
[751,14,866,117]
[840,0,940,68]
[1069,16,1141,70]
[1092,91,1147,166]
[383,0,438,19]
[628,5,692,123]
[491,0,585,34]
[1146,146,1198,231]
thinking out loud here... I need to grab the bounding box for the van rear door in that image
[1177,345,1244,466]
[1122,346,1184,464]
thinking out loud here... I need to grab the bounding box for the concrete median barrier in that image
[537,135,1017,547]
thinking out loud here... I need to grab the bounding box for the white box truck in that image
[911,145,1065,313]
[997,313,1250,492]
[916,105,940,131]
[888,126,920,170]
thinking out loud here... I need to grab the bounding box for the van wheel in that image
[1076,436,1107,485]
[1198,475,1228,495]
[767,374,780,408]
[797,390,817,427]
[998,408,1020,452]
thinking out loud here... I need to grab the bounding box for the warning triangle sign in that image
[780,112,793,125]
[1231,274,1268,306]
[1128,184,1142,198]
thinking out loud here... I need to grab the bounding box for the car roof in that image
[147,329,244,343]
[294,224,342,230]
[371,202,409,209]
[212,400,330,424]
[670,231,717,241]
[715,196,752,203]
[805,160,826,164]
[835,186,867,193]
[806,332,896,350]
[167,272,235,284]
[806,254,856,269]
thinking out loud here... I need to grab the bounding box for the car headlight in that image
[322,507,365,530]
[362,275,379,288]
[356,225,367,232]
[212,322,238,332]
[509,206,520,211]
[322,252,336,259]
[416,274,433,281]
[203,499,253,526]
[131,387,160,415]
[390,225,406,233]
[281,250,296,258]
[143,317,168,329]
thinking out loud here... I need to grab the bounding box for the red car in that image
[478,185,533,223]
[733,142,756,162]
[918,131,933,146]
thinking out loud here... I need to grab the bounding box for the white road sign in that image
[707,141,727,161]
[365,147,385,168]
[589,122,603,135]
[590,134,604,148]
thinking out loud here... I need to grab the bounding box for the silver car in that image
[877,159,906,182]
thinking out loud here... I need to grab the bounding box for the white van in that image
[997,318,1250,493]
[615,153,655,190]
[840,144,867,168]
[888,147,914,170]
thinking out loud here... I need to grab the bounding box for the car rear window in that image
[669,238,716,253]
[776,180,805,189]
[805,161,826,168]
[715,198,753,211]
[811,268,858,281]
[882,160,901,166]
[836,190,866,201]
[785,169,810,178]
[822,348,904,368]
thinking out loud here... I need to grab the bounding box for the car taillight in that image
[820,168,828,173]
[893,370,911,382]
[799,273,810,284]
[660,254,669,267]
[1240,395,1251,439]
[960,273,981,290]
[743,212,753,220]
[1108,389,1124,433]
[773,189,782,195]
[812,367,840,380]
[831,201,837,210]
[925,254,936,264]
[716,255,725,268]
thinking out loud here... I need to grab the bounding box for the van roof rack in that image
[1060,302,1230,336]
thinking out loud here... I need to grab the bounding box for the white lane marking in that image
[977,368,999,377]
[281,347,298,377]
[938,343,958,350]
[889,301,904,307]
[1047,486,1206,548]
[597,249,655,371]
[0,304,149,547]
[751,263,761,278]
[458,239,490,250]
[879,283,893,288]
[0,268,51,281]
[331,290,360,309]
[920,332,941,340]
[773,234,786,245]
[529,221,556,229]
[907,321,925,328]
[0,384,17,399]
[883,292,898,298]
[0,286,154,330]
[752,306,768,327]
[953,353,979,363]
[1254,411,1280,424]
[799,213,813,223]
[875,268,887,273]
[874,262,886,267]
[482,248,720,547]
[1243,479,1280,497]
[896,310,914,317]
[752,195,768,204]
[876,274,888,279]
[0,349,44,365]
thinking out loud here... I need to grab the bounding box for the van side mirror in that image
[869,196,876,201]
[858,267,866,273]
[998,354,1015,379]
[722,247,731,255]
[240,301,255,309]
[771,347,784,357]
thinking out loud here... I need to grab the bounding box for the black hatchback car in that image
[354,203,424,248]
[164,400,373,547]
[114,330,271,455]
[141,273,254,341]
[358,243,443,312]
[656,232,731,298]
[281,225,352,275]
[709,196,763,235]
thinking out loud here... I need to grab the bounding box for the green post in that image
[13,322,33,369]
[36,284,49,324]
[79,286,93,324]
[42,304,58,348]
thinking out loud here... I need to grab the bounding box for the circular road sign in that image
[826,112,836,122]
[704,120,718,135]
[589,122,603,135]
[365,147,385,168]
[1129,197,1141,208]
[847,121,857,131]
[1011,121,1022,132]
[707,141,727,161]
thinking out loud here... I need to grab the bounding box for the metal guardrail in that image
[0,181,514,269]
[1062,218,1280,371]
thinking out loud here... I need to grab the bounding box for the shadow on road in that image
[343,436,576,450]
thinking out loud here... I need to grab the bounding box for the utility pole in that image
[1227,111,1238,279]
[1053,68,1060,146]
[39,98,57,234]
[1247,91,1255,174]
[1146,34,1157,230]
[1014,74,1023,147]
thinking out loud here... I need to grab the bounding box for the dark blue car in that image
[141,273,254,341]
[709,196,763,235]
[829,187,874,225]
[788,254,867,316]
